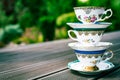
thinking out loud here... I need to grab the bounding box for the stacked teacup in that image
[67,6,114,72]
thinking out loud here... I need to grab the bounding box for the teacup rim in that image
[68,42,113,47]
[68,42,113,51]
[73,6,105,9]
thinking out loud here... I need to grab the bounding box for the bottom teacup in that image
[75,49,113,71]
[68,42,113,71]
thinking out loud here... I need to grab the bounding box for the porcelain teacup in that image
[68,29,105,46]
[68,42,113,71]
[74,6,113,24]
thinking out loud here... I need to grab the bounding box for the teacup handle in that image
[68,30,79,41]
[102,50,114,61]
[95,9,113,22]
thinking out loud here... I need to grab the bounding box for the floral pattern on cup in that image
[84,39,95,43]
[78,15,100,23]
[84,15,97,23]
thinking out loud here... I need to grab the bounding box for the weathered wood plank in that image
[38,69,93,80]
[0,54,76,80]
[98,68,120,80]
[0,39,72,71]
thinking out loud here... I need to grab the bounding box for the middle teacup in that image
[68,29,105,46]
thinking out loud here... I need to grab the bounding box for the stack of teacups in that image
[67,6,114,71]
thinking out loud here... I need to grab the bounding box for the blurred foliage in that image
[56,12,77,28]
[0,0,120,47]
[0,24,22,47]
[14,27,40,44]
[37,0,76,41]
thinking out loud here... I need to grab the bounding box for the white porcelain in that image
[68,42,113,51]
[75,49,113,67]
[68,42,113,67]
[67,22,112,29]
[68,30,104,45]
[68,60,115,75]
[74,7,113,24]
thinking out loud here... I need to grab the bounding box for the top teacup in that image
[74,6,113,24]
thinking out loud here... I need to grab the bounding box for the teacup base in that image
[84,65,99,71]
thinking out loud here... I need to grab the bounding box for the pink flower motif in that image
[91,16,97,22]
[84,16,88,19]
[91,18,96,22]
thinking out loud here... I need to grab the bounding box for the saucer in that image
[68,42,113,51]
[68,60,115,75]
[67,22,112,30]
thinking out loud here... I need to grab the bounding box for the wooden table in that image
[0,31,120,80]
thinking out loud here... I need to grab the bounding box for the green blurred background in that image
[0,0,120,47]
